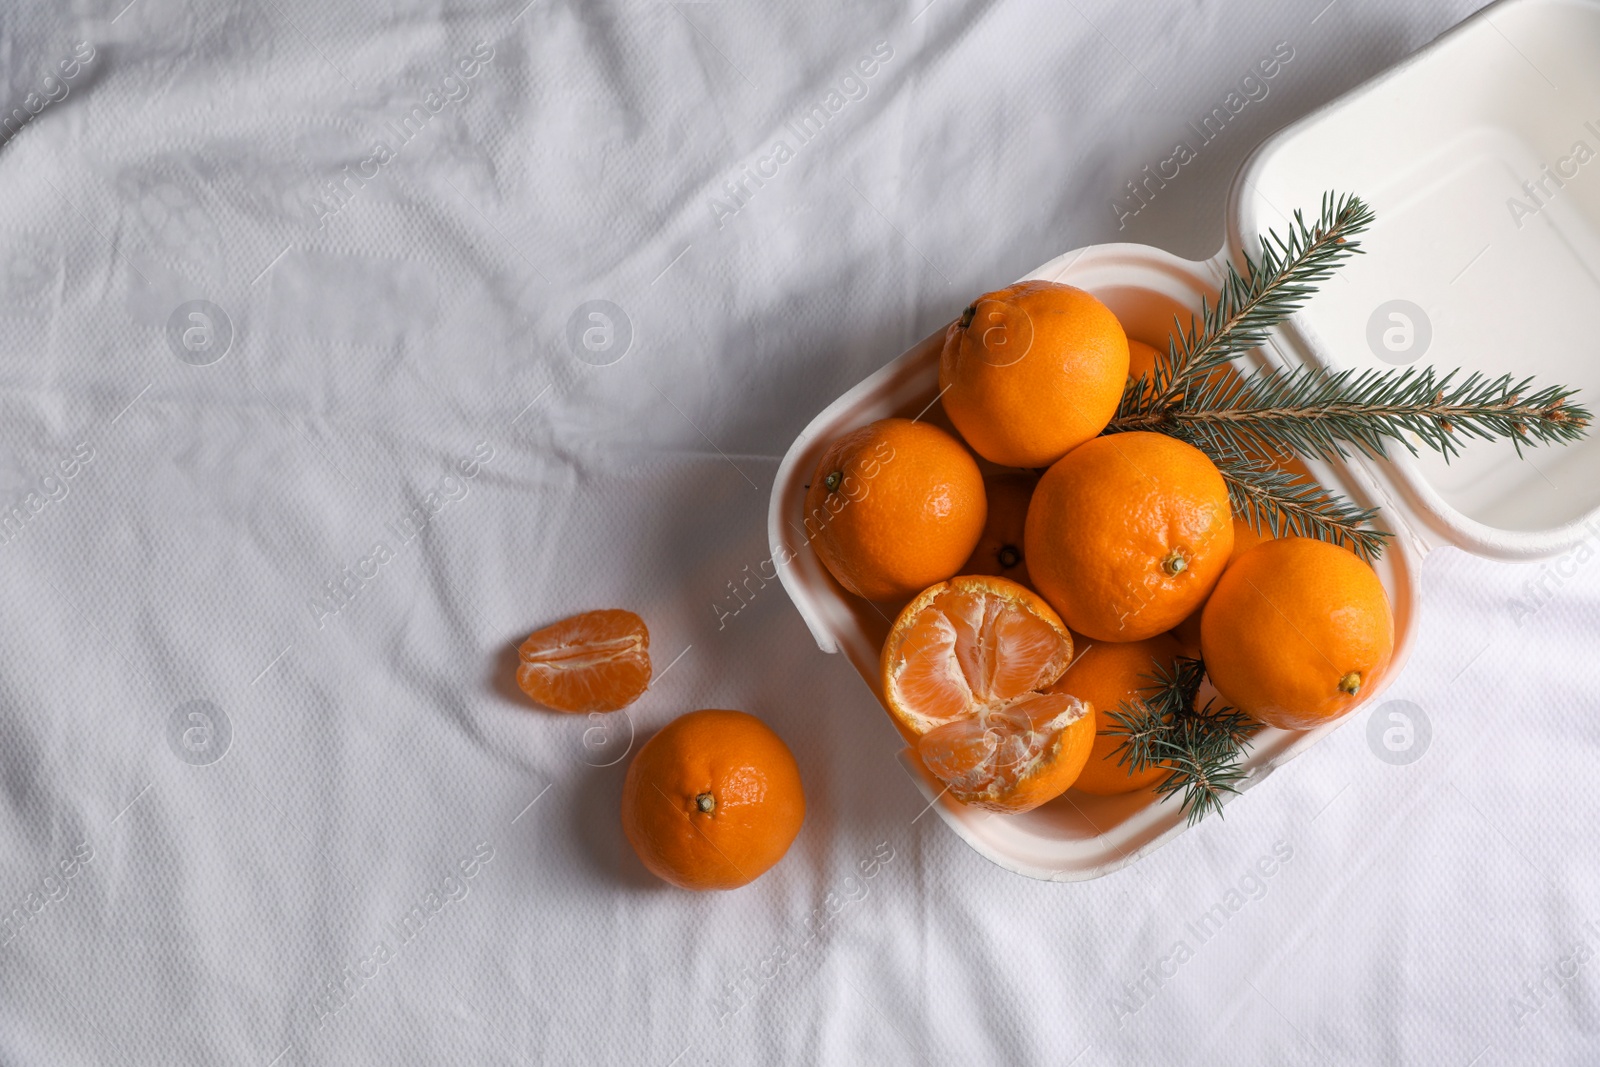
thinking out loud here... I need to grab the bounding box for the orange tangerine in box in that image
[805,418,986,603]
[881,575,1094,813]
[1124,338,1165,402]
[1025,432,1233,643]
[960,471,1039,588]
[939,281,1130,468]
[1050,633,1186,796]
[1201,537,1395,731]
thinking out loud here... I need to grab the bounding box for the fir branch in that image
[1107,656,1205,773]
[1139,192,1375,412]
[1214,453,1391,561]
[1148,705,1257,823]
[1104,698,1168,776]
[1103,657,1261,824]
[1142,655,1206,721]
[1115,365,1592,464]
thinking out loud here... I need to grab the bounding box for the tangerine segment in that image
[882,575,1090,813]
[517,609,651,713]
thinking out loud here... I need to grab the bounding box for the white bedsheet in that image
[2,0,1595,1063]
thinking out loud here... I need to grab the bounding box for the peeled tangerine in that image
[1201,537,1395,732]
[881,575,1094,813]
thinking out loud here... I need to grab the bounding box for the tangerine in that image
[1200,537,1395,731]
[960,471,1038,588]
[621,709,805,890]
[805,418,985,602]
[1025,432,1233,643]
[1124,338,1164,403]
[939,281,1129,467]
[881,575,1092,813]
[1050,633,1185,796]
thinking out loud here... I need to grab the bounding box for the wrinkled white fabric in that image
[1,0,1594,1063]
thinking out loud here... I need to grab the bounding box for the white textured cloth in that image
[1,0,1594,1063]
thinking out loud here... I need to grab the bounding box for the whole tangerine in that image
[621,709,805,890]
[939,281,1130,468]
[1124,338,1164,403]
[804,418,985,602]
[960,471,1039,588]
[1049,633,1185,796]
[1025,432,1233,643]
[1200,537,1395,731]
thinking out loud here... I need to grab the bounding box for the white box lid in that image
[1227,0,1600,560]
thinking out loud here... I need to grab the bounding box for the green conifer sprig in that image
[1116,365,1592,465]
[1216,454,1391,561]
[1106,190,1589,563]
[1135,191,1375,413]
[1103,657,1259,824]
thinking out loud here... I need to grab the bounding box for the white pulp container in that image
[769,0,1600,880]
